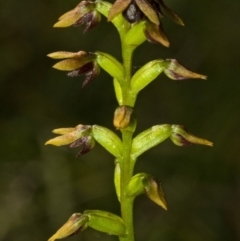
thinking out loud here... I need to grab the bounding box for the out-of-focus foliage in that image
[0,1,239,241]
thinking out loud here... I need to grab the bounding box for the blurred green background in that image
[0,0,239,241]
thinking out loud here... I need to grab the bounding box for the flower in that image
[108,0,184,47]
[54,1,101,33]
[47,51,100,87]
[45,124,95,157]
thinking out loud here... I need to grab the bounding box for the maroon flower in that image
[54,1,101,33]
[47,51,100,87]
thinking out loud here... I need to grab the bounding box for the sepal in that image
[95,52,124,80]
[131,125,171,159]
[131,59,164,94]
[84,210,126,236]
[48,213,89,241]
[126,173,167,210]
[92,125,123,158]
[170,125,213,146]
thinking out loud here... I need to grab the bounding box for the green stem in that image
[119,130,134,241]
[119,43,136,241]
[121,43,136,107]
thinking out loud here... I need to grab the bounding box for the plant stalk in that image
[119,43,136,241]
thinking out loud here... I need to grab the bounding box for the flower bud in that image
[113,106,133,130]
[163,59,207,80]
[48,213,89,241]
[170,125,213,146]
[84,210,126,236]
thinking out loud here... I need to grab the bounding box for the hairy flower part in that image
[45,124,94,157]
[67,61,100,87]
[54,1,101,32]
[48,51,99,87]
[70,135,95,157]
[73,10,101,33]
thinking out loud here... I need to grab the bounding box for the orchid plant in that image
[46,1,212,241]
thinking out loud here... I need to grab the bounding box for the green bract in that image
[84,210,126,236]
[92,125,123,158]
[131,125,172,159]
[95,51,124,80]
[131,59,165,94]
[124,21,146,47]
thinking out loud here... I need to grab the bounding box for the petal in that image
[135,0,159,25]
[108,0,132,21]
[52,127,76,134]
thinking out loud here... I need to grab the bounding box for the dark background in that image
[0,1,239,241]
